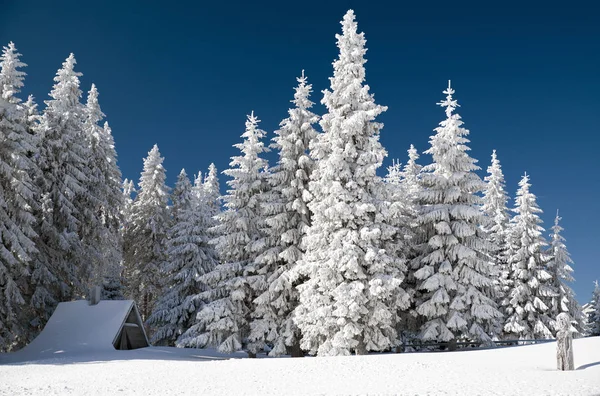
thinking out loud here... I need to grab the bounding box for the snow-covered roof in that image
[17,300,148,359]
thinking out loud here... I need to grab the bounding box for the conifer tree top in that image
[46,53,83,112]
[86,83,105,126]
[0,41,26,102]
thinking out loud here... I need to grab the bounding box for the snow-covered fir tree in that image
[401,145,422,197]
[248,71,319,357]
[293,10,409,357]
[547,212,583,334]
[587,281,600,336]
[81,85,124,291]
[30,54,89,325]
[503,173,555,339]
[481,150,510,337]
[0,42,38,350]
[123,144,169,320]
[178,113,269,357]
[192,171,203,202]
[412,81,501,345]
[147,169,218,345]
[202,163,221,222]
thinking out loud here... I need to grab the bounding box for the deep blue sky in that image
[1,0,598,303]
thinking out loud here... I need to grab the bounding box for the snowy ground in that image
[1,337,599,395]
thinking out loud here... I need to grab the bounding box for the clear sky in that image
[1,0,598,303]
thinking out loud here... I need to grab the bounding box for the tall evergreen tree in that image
[249,71,319,357]
[0,42,38,350]
[178,113,269,356]
[147,169,218,345]
[412,82,501,345]
[481,150,510,337]
[587,281,600,336]
[202,163,221,223]
[401,145,422,197]
[81,85,124,290]
[503,174,555,339]
[294,10,409,357]
[547,212,583,334]
[123,144,169,320]
[30,54,89,324]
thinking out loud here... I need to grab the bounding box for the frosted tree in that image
[503,174,555,339]
[81,85,124,290]
[294,10,409,357]
[249,71,319,357]
[481,150,510,336]
[401,145,422,198]
[123,145,169,320]
[412,82,501,345]
[588,281,600,336]
[395,145,424,341]
[192,171,203,202]
[147,169,218,345]
[30,54,89,324]
[178,113,269,357]
[203,163,221,223]
[0,42,38,350]
[547,212,583,334]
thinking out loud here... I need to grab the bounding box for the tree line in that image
[0,10,598,356]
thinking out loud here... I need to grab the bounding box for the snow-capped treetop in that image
[137,144,169,207]
[549,211,574,284]
[402,144,422,189]
[424,81,481,179]
[85,84,105,136]
[225,112,269,184]
[123,178,136,202]
[45,54,83,114]
[321,10,386,122]
[385,159,402,185]
[203,163,220,218]
[0,42,26,102]
[482,150,509,225]
[191,171,203,202]
[172,169,193,215]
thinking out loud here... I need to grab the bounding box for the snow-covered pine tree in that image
[0,42,39,350]
[293,10,409,357]
[81,85,124,291]
[30,53,89,325]
[588,281,600,336]
[547,212,583,334]
[123,144,169,320]
[395,145,425,342]
[481,150,510,337]
[192,171,203,202]
[503,173,555,339]
[412,81,501,345]
[248,71,319,357]
[202,163,221,223]
[147,169,218,345]
[178,113,269,357]
[98,121,125,299]
[401,145,422,198]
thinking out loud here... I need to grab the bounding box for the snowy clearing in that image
[1,337,599,395]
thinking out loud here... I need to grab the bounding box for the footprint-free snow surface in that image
[1,337,599,395]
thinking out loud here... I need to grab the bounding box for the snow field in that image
[1,337,599,395]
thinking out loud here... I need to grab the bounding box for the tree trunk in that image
[287,339,304,357]
[448,338,457,351]
[355,336,368,355]
[247,351,257,358]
